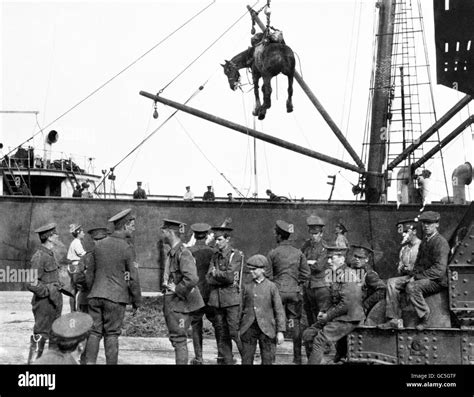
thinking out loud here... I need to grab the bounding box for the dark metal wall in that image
[0,196,468,291]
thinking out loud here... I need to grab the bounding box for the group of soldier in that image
[25,206,450,365]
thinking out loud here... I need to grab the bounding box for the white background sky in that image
[1,0,473,201]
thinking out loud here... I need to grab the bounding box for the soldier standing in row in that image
[267,220,310,365]
[133,181,147,199]
[160,219,204,364]
[84,209,142,364]
[188,222,220,365]
[27,223,64,364]
[301,215,330,330]
[206,226,244,364]
[304,246,364,364]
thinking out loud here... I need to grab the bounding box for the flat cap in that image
[211,226,233,237]
[108,209,134,224]
[418,211,440,223]
[51,312,93,341]
[325,245,348,256]
[306,215,325,227]
[275,220,294,234]
[246,254,268,269]
[350,243,373,257]
[227,193,233,196]
[69,224,82,234]
[396,219,418,231]
[336,222,348,233]
[81,182,90,188]
[34,223,57,234]
[191,223,211,233]
[161,219,186,232]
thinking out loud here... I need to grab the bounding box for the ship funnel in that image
[452,162,472,204]
[44,130,58,165]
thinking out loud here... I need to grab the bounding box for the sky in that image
[1,0,473,201]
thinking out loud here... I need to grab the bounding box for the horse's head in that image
[221,60,241,91]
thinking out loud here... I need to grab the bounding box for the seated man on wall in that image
[349,243,386,319]
[379,212,449,330]
[303,246,364,365]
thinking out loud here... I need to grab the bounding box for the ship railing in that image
[3,148,96,175]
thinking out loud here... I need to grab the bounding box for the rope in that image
[174,117,245,198]
[4,1,216,159]
[93,83,206,194]
[158,0,260,95]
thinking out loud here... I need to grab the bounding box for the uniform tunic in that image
[27,246,63,337]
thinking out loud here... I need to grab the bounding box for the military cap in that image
[186,186,190,189]
[227,193,232,196]
[207,185,212,189]
[161,219,186,233]
[306,215,325,227]
[34,223,57,234]
[81,182,90,188]
[211,226,233,238]
[351,243,373,257]
[108,209,134,224]
[51,312,93,341]
[275,220,294,234]
[325,245,347,257]
[87,226,108,240]
[246,254,268,269]
[69,224,82,234]
[137,181,142,185]
[191,223,211,233]
[418,211,440,223]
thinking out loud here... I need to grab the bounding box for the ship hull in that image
[0,196,468,291]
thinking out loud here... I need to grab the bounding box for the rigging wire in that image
[4,0,216,159]
[157,0,260,95]
[174,117,245,198]
[92,83,206,194]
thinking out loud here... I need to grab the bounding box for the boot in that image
[104,336,119,365]
[84,334,101,364]
[27,334,45,364]
[308,344,324,365]
[191,323,203,364]
[292,320,302,364]
[175,343,188,365]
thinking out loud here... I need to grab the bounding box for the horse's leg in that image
[258,76,272,120]
[286,73,294,113]
[252,72,261,117]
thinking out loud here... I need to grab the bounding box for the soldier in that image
[267,220,310,365]
[202,186,215,201]
[206,226,244,364]
[34,312,93,365]
[240,255,286,365]
[379,211,449,330]
[84,209,142,364]
[349,243,386,316]
[26,223,64,364]
[304,246,364,365]
[132,181,147,199]
[75,226,109,314]
[160,219,204,364]
[301,215,330,329]
[188,222,220,365]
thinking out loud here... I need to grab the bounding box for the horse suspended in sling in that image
[222,35,295,120]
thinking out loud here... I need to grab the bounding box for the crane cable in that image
[3,1,216,159]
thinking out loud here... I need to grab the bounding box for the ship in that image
[0,0,472,303]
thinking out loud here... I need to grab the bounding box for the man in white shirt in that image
[67,224,86,312]
[183,186,194,201]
